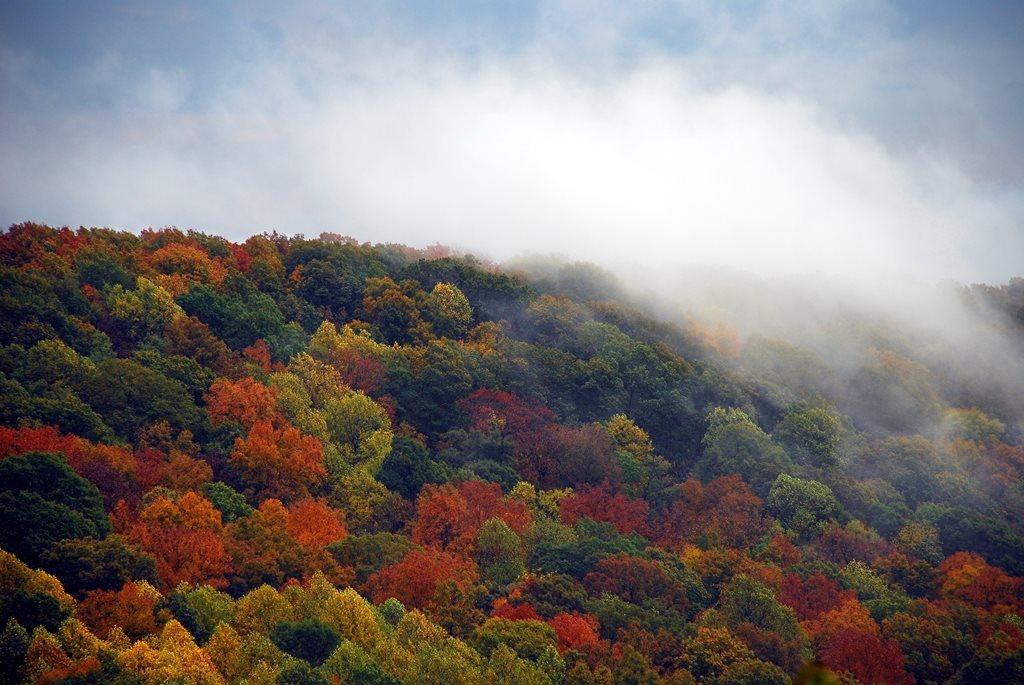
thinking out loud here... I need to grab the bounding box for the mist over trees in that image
[0,222,1023,684]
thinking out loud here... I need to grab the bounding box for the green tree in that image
[943,407,1005,443]
[951,626,1024,684]
[696,407,792,495]
[765,474,841,541]
[0,619,29,684]
[321,639,400,685]
[77,357,204,439]
[0,373,113,442]
[379,597,406,627]
[613,645,659,685]
[678,626,756,680]
[327,533,418,585]
[40,536,157,596]
[75,246,135,289]
[277,660,330,685]
[718,575,803,644]
[774,406,842,470]
[22,338,99,387]
[0,452,111,566]
[294,258,368,319]
[893,521,943,564]
[377,436,447,500]
[233,584,294,636]
[838,561,910,621]
[133,347,215,402]
[104,276,183,345]
[201,481,253,523]
[604,413,671,498]
[408,340,474,435]
[171,584,235,644]
[475,518,526,589]
[271,619,341,666]
[0,591,69,635]
[178,276,305,359]
[719,659,788,685]
[470,617,558,661]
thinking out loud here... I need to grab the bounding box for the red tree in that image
[286,498,348,548]
[459,389,556,439]
[230,419,325,501]
[656,476,767,549]
[492,598,542,621]
[241,340,271,372]
[368,548,479,609]
[77,581,159,640]
[813,522,890,566]
[818,627,914,685]
[524,424,621,489]
[560,482,649,536]
[129,491,232,590]
[412,480,531,553]
[205,377,281,429]
[583,554,689,609]
[938,552,1023,611]
[327,346,388,395]
[778,573,855,622]
[549,612,601,653]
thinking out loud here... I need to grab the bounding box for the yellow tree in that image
[233,585,293,637]
[324,391,394,474]
[425,282,473,339]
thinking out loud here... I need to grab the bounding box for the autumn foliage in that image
[559,482,649,536]
[230,419,326,500]
[412,480,531,553]
[368,548,479,609]
[1,223,1023,684]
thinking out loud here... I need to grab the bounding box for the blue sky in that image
[1,1,1022,280]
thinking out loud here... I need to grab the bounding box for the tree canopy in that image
[0,222,1021,684]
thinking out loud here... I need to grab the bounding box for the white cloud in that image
[1,3,1021,282]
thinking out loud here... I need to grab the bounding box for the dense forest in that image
[1,222,1022,684]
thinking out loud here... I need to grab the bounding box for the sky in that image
[1,1,1022,282]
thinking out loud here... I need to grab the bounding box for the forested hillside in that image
[1,222,1022,684]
